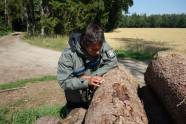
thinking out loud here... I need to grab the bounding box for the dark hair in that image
[80,23,105,48]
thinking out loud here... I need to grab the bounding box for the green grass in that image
[115,49,154,61]
[0,105,65,124]
[0,107,11,124]
[0,75,57,90]
[23,34,68,51]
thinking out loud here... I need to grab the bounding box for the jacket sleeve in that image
[92,42,118,76]
[57,50,89,91]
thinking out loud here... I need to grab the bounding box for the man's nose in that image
[95,50,100,55]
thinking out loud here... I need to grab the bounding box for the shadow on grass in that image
[138,85,173,124]
[113,38,170,61]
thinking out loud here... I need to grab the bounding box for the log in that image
[145,51,186,124]
[35,108,86,124]
[84,65,148,124]
[61,108,86,124]
[34,116,62,124]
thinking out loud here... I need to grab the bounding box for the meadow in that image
[105,28,186,57]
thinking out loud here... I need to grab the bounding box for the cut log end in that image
[145,51,186,124]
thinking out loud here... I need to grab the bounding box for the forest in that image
[120,13,186,28]
[0,0,185,36]
[0,0,133,36]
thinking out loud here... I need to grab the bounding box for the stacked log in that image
[145,51,186,124]
[35,65,148,124]
[35,108,86,124]
[35,116,62,124]
[61,108,86,124]
[84,65,148,124]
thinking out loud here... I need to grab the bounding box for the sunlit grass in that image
[23,34,68,51]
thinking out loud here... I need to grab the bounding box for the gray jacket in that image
[57,33,118,103]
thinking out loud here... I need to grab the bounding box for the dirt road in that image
[0,34,61,84]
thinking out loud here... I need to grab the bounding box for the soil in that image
[0,80,65,110]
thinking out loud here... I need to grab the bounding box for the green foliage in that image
[40,16,58,35]
[0,0,133,35]
[0,17,11,36]
[120,13,186,28]
[0,75,56,90]
[105,0,133,31]
[50,0,108,33]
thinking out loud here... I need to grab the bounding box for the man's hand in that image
[81,75,105,87]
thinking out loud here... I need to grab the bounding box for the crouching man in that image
[57,23,118,114]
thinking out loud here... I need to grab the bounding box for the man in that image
[57,23,118,112]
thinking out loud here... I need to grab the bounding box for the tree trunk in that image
[4,0,8,27]
[41,6,45,36]
[26,0,35,35]
[145,51,186,124]
[84,65,148,124]
[35,116,62,124]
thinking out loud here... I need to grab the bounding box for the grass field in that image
[24,28,186,60]
[105,28,186,55]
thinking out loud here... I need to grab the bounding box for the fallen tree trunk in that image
[35,116,62,124]
[35,108,86,124]
[61,108,86,124]
[145,51,186,124]
[84,65,148,124]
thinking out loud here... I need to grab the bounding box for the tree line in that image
[120,13,186,28]
[0,0,133,36]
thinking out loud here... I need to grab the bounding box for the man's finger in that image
[95,76,104,81]
[92,82,100,87]
[100,79,105,84]
[94,77,104,81]
[92,78,101,83]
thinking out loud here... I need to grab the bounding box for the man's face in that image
[85,42,102,58]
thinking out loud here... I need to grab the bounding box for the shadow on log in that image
[84,65,148,124]
[138,85,173,124]
[145,51,186,124]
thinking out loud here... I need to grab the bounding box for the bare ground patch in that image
[0,80,65,111]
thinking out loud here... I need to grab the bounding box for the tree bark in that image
[61,108,86,124]
[4,0,9,27]
[145,51,186,124]
[84,65,148,124]
[26,0,35,35]
[35,116,62,124]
